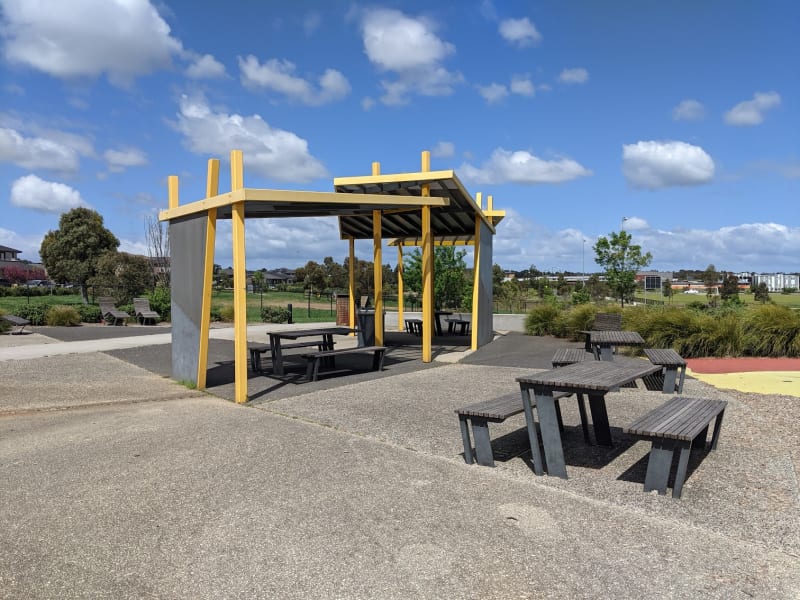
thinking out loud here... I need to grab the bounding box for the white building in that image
[753,273,799,292]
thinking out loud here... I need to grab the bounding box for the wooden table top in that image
[589,330,645,345]
[516,359,660,392]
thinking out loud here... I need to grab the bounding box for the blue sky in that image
[1,0,798,274]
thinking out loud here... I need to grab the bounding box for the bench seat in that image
[404,318,422,335]
[456,390,573,467]
[445,317,470,335]
[624,396,727,498]
[644,348,687,394]
[302,345,386,381]
[1,314,30,334]
[247,343,271,372]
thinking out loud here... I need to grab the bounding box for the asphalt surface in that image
[0,326,798,598]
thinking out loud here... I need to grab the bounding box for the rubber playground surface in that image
[686,357,800,397]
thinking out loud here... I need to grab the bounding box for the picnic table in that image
[589,330,645,361]
[516,358,661,479]
[434,311,452,337]
[268,327,354,376]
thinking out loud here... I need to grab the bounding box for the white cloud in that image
[0,127,80,173]
[477,83,508,104]
[0,0,182,86]
[460,148,592,185]
[510,76,535,96]
[490,215,800,274]
[724,91,781,126]
[498,18,542,47]
[0,227,44,261]
[104,147,148,172]
[239,56,350,105]
[185,53,226,79]
[672,99,705,121]
[361,97,376,111]
[303,12,322,36]
[174,94,327,183]
[622,140,714,189]
[558,68,588,84]
[360,8,462,106]
[10,174,86,213]
[431,141,455,158]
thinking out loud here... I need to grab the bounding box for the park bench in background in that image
[624,396,727,498]
[405,318,422,335]
[580,312,622,350]
[1,314,30,334]
[301,345,386,382]
[98,297,129,326]
[133,298,160,325]
[444,313,471,335]
[644,348,687,394]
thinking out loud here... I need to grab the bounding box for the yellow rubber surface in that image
[687,369,800,397]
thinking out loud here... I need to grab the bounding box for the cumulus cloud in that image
[174,94,327,183]
[360,8,463,105]
[622,140,714,189]
[239,56,350,105]
[510,75,535,96]
[477,83,508,104]
[185,53,226,79]
[672,99,705,121]
[431,141,455,158]
[724,91,781,126]
[0,127,81,173]
[460,148,592,185]
[10,174,86,213]
[104,147,148,172]
[498,17,542,47]
[0,0,182,86]
[303,12,322,36]
[558,68,588,84]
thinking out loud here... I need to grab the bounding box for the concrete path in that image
[1,327,798,598]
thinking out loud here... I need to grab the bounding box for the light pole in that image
[621,216,629,231]
[582,239,586,281]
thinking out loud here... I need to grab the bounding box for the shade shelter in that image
[159,150,503,402]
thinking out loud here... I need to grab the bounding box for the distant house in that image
[0,245,21,261]
[754,272,800,292]
[264,270,295,287]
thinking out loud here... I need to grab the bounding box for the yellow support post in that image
[421,150,432,362]
[230,150,248,403]
[167,175,179,209]
[348,237,356,332]
[371,161,383,345]
[396,244,404,331]
[196,159,219,389]
[471,198,482,352]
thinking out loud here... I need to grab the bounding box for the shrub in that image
[680,312,743,358]
[148,283,171,321]
[218,305,235,322]
[76,304,102,323]
[524,301,563,336]
[743,305,800,357]
[0,310,10,334]
[560,303,597,340]
[45,305,81,326]
[15,304,52,326]
[261,305,291,324]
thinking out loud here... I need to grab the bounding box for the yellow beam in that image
[168,176,179,209]
[230,150,248,403]
[334,169,455,187]
[196,158,219,390]
[348,238,356,331]
[421,150,432,363]
[397,245,404,331]
[371,161,384,345]
[471,210,481,351]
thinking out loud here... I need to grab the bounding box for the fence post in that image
[287,303,293,324]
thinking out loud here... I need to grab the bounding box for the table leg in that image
[323,333,335,368]
[434,315,443,337]
[587,393,612,446]
[598,344,614,361]
[270,335,284,376]
[534,388,568,479]
[520,386,544,476]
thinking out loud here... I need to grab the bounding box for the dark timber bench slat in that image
[1,314,30,334]
[624,396,727,498]
[644,348,687,394]
[302,345,386,381]
[456,390,572,467]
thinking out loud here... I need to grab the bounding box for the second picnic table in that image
[268,326,354,376]
[516,358,661,479]
[589,330,646,361]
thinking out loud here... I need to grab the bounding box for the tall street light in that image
[621,216,629,231]
[582,239,587,280]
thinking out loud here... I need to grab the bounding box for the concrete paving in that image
[0,327,798,598]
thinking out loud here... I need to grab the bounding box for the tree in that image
[91,251,153,304]
[403,246,469,309]
[144,214,169,287]
[252,270,265,293]
[719,274,740,301]
[754,282,770,303]
[702,264,719,306]
[662,278,673,303]
[40,208,120,303]
[593,231,652,307]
